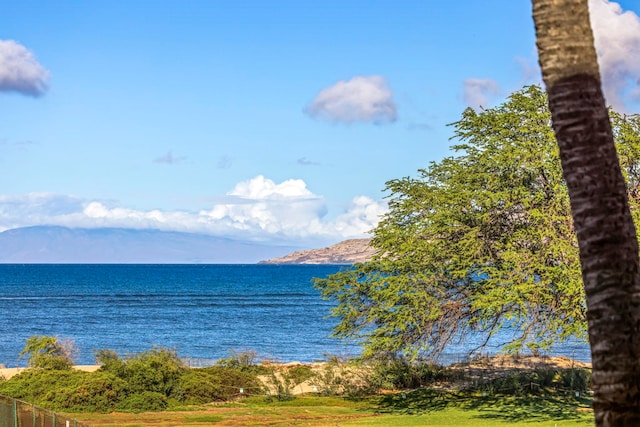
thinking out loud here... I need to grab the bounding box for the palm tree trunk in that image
[532,0,640,425]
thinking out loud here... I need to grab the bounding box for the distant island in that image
[0,226,301,264]
[0,226,376,264]
[260,238,375,264]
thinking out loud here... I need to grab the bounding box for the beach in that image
[0,365,101,380]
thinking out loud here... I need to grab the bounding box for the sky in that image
[1,0,639,248]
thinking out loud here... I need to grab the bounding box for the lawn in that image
[74,392,594,427]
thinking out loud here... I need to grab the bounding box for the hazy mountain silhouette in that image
[0,226,301,263]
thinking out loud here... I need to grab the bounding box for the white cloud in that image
[200,176,329,239]
[305,75,397,124]
[329,195,389,237]
[589,0,640,111]
[0,193,83,230]
[0,40,50,97]
[226,175,314,199]
[469,1,640,111]
[0,177,388,245]
[462,78,502,109]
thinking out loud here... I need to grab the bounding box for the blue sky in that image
[1,0,639,247]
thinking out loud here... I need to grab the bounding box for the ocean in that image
[0,264,590,368]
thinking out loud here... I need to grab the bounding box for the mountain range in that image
[0,226,301,264]
[0,226,376,264]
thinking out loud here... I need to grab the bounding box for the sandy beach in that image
[0,365,101,380]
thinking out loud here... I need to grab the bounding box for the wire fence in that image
[0,395,92,427]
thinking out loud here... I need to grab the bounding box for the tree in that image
[315,86,640,362]
[20,335,75,370]
[532,0,640,424]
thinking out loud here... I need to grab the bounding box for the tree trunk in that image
[531,0,640,425]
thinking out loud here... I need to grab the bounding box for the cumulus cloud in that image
[200,176,329,239]
[225,175,313,199]
[0,193,84,231]
[462,78,502,109]
[305,75,397,124]
[329,196,389,237]
[0,40,50,97]
[0,177,388,244]
[466,1,640,111]
[589,0,640,111]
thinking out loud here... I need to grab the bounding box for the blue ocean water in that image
[0,264,590,368]
[0,264,358,367]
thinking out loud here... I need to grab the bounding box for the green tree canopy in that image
[20,335,75,370]
[315,85,640,359]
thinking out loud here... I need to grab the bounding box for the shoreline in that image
[0,354,592,382]
[0,365,100,380]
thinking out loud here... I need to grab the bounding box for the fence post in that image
[1,395,92,427]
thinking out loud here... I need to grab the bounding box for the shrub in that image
[286,365,314,386]
[196,366,263,400]
[365,356,450,391]
[477,367,592,396]
[46,371,129,412]
[309,358,366,396]
[97,347,186,396]
[116,391,168,412]
[262,364,317,402]
[0,369,130,412]
[0,346,269,412]
[558,368,591,393]
[20,336,75,370]
[215,350,270,375]
[173,370,224,404]
[533,368,558,388]
[0,369,85,405]
[216,350,257,369]
[95,349,126,376]
[263,370,296,402]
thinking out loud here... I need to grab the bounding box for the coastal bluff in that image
[259,238,375,264]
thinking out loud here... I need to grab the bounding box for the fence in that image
[0,395,92,427]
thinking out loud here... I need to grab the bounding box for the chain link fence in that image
[0,395,92,427]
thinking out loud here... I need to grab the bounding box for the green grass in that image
[364,389,593,426]
[342,410,593,426]
[182,414,225,423]
[76,391,594,427]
